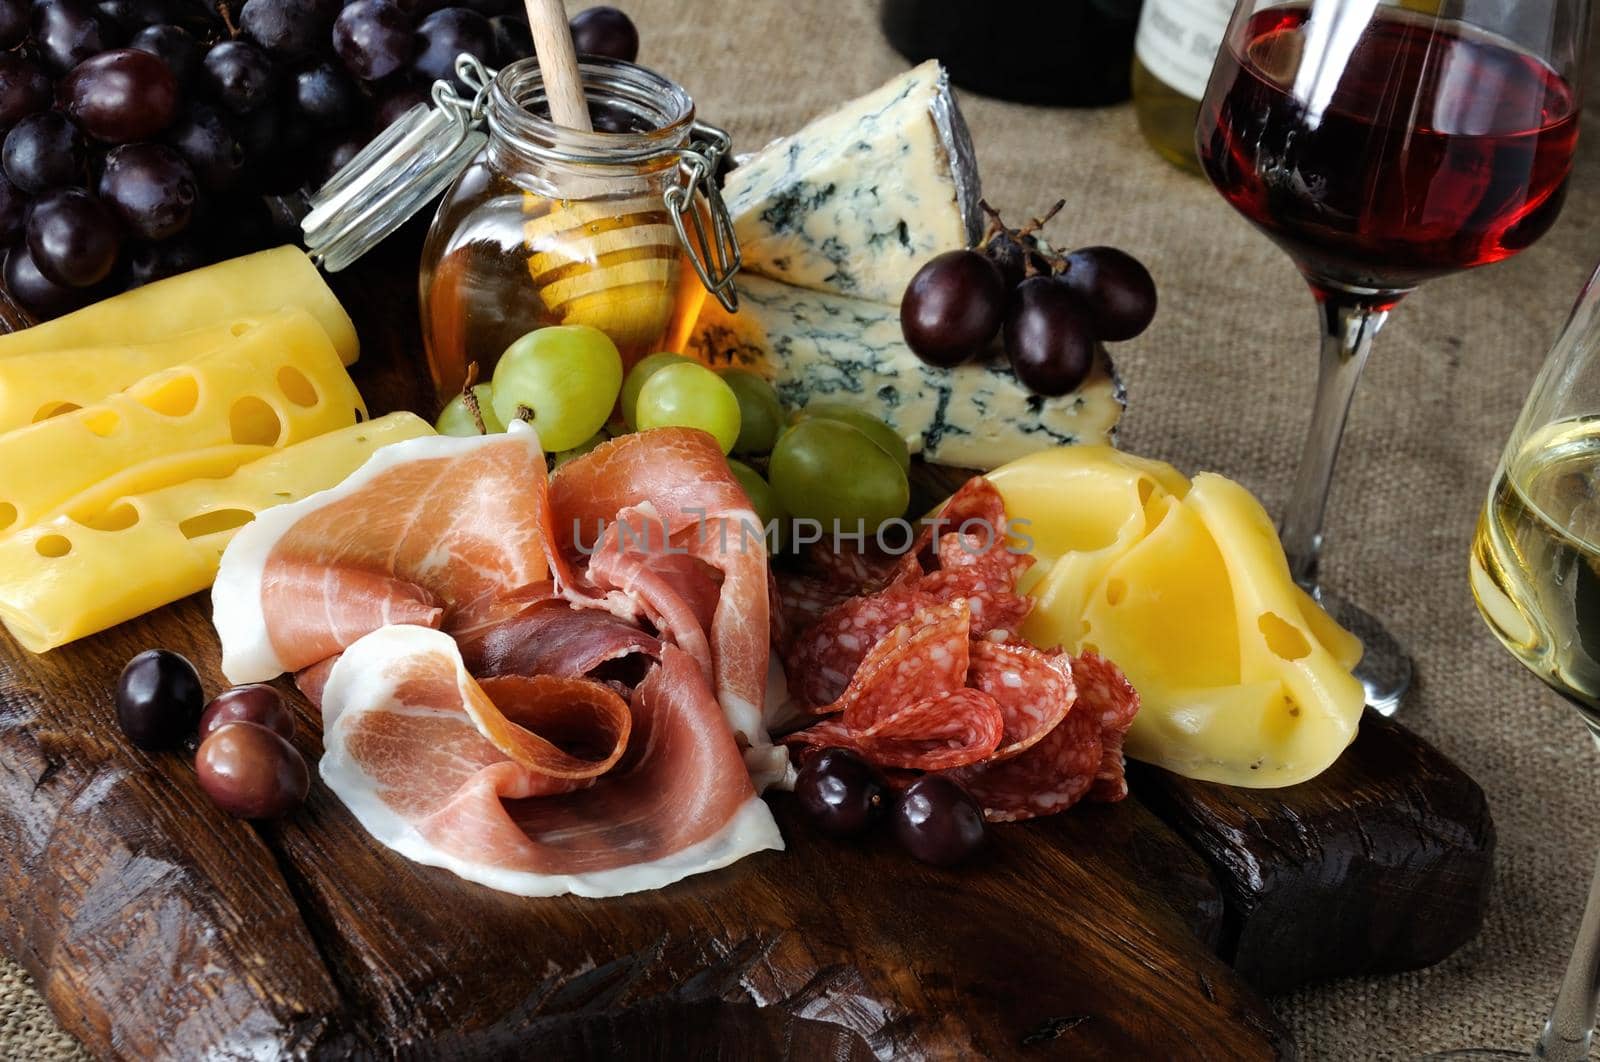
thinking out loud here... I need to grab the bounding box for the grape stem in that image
[978,199,1070,278]
[515,404,536,424]
[460,362,488,435]
[216,1,238,38]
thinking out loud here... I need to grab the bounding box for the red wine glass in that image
[1195,0,1587,714]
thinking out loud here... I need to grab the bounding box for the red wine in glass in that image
[1200,4,1580,299]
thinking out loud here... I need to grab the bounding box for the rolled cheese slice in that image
[0,307,364,538]
[0,412,433,653]
[0,247,358,366]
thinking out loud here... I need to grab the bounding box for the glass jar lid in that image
[301,54,740,311]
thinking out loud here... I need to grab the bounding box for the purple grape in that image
[3,113,87,195]
[241,0,340,59]
[900,249,1007,367]
[1003,276,1097,396]
[95,0,174,32]
[569,5,637,62]
[322,137,363,181]
[61,48,180,143]
[0,55,53,131]
[33,0,119,75]
[374,84,428,131]
[892,776,985,867]
[5,243,90,318]
[332,0,413,81]
[1057,246,1158,342]
[164,103,244,191]
[129,24,200,86]
[490,13,531,66]
[203,40,277,115]
[413,8,495,90]
[0,0,26,49]
[293,64,363,129]
[795,748,887,837]
[26,187,122,289]
[99,143,196,241]
[127,235,205,286]
[0,173,25,242]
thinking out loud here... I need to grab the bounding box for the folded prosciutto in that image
[212,423,784,897]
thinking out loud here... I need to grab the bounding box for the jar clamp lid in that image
[301,54,741,311]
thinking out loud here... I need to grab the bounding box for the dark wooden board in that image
[0,244,1491,1058]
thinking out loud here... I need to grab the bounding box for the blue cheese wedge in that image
[690,274,1124,470]
[723,60,982,305]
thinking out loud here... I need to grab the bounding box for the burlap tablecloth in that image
[6,2,1599,1058]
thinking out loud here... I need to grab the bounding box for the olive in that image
[115,648,204,750]
[195,721,309,819]
[199,684,294,741]
[795,747,886,837]
[893,775,986,866]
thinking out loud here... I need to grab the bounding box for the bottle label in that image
[1135,0,1235,100]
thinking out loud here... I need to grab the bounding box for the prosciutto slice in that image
[212,422,785,898]
[320,626,781,896]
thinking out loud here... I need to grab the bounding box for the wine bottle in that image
[1132,0,1234,173]
[881,0,1143,107]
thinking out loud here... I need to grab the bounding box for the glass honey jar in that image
[415,57,737,400]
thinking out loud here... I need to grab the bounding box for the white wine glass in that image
[1461,262,1600,1061]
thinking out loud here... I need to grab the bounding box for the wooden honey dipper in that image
[521,0,682,365]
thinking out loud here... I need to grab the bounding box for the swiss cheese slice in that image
[0,321,263,434]
[0,308,364,537]
[986,446,1366,788]
[0,247,358,365]
[0,412,433,653]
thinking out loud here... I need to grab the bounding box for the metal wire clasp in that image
[667,123,741,312]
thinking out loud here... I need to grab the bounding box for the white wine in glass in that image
[1464,264,1600,1062]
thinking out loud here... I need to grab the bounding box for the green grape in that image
[620,352,693,429]
[553,432,607,467]
[634,362,742,454]
[720,369,784,455]
[491,325,623,452]
[792,402,911,475]
[769,418,909,530]
[727,458,783,527]
[434,385,506,436]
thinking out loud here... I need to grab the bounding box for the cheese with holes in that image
[722,60,981,304]
[0,413,432,653]
[0,308,364,537]
[986,446,1365,787]
[0,247,358,365]
[0,322,267,434]
[689,273,1123,469]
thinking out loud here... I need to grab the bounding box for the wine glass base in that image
[1315,590,1413,716]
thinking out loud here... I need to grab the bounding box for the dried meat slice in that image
[1071,651,1140,803]
[320,626,781,897]
[787,688,1004,771]
[551,429,771,748]
[829,600,972,728]
[214,425,557,683]
[967,640,1075,762]
[946,703,1104,823]
[456,598,660,683]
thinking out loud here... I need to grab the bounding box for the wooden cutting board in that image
[0,246,1494,1059]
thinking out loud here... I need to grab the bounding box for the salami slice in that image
[946,703,1103,822]
[967,640,1075,762]
[1071,651,1140,803]
[831,601,972,728]
[787,688,1004,771]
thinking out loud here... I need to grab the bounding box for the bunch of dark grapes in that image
[900,200,1158,396]
[0,1,640,320]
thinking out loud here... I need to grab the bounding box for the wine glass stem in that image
[1279,294,1392,590]
[1538,839,1600,1060]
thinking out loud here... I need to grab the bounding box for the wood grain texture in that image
[1133,708,1495,992]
